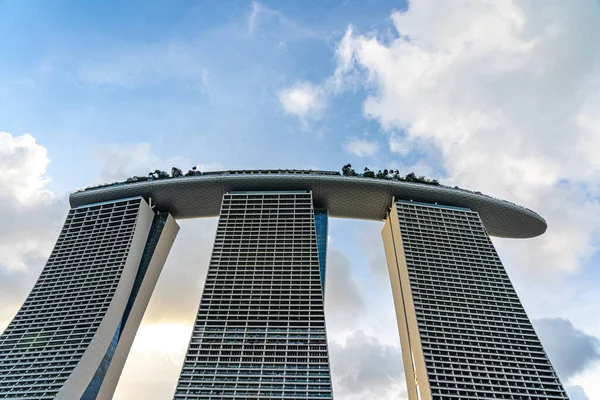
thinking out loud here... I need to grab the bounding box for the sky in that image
[1,0,600,399]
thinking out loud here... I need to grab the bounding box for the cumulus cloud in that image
[0,132,66,331]
[278,81,325,120]
[329,330,406,400]
[566,385,591,400]
[389,133,413,155]
[0,132,52,205]
[0,132,64,273]
[325,0,600,274]
[534,318,600,382]
[324,249,365,326]
[357,221,389,278]
[343,137,380,157]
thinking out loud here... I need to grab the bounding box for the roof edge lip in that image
[69,173,547,239]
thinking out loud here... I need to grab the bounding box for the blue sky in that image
[1,1,600,399]
[1,0,413,194]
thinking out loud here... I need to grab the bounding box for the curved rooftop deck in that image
[69,171,546,239]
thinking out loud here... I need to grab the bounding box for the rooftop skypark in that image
[81,164,441,192]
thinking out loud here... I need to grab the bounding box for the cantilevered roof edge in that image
[69,174,546,239]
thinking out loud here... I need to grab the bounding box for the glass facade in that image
[80,212,169,399]
[80,323,122,400]
[313,209,328,293]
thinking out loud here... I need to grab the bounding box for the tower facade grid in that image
[0,197,178,400]
[0,198,145,399]
[175,191,333,399]
[383,200,568,400]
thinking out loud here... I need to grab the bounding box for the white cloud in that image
[317,5,600,394]
[534,318,600,400]
[329,0,600,274]
[566,385,591,400]
[325,249,365,327]
[194,162,223,172]
[278,81,325,119]
[343,137,380,157]
[0,132,52,205]
[329,330,407,400]
[534,318,600,384]
[389,133,413,155]
[570,364,600,400]
[0,132,63,273]
[276,25,357,121]
[0,132,66,331]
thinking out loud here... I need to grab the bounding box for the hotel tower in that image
[0,170,568,399]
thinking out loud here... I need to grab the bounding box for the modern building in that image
[0,198,179,400]
[0,170,568,399]
[175,191,333,399]
[383,200,568,400]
